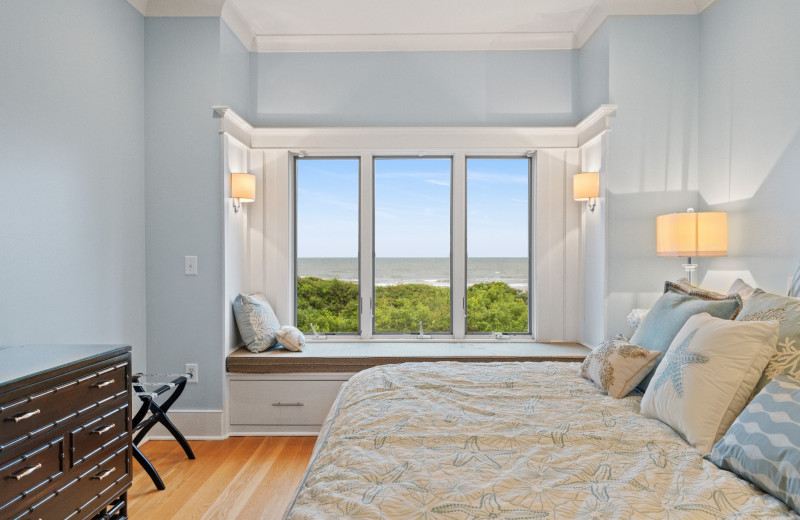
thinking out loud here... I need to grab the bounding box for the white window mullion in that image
[452,153,467,339]
[359,154,374,338]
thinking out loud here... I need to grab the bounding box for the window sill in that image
[226,341,590,374]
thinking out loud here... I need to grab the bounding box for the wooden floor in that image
[128,437,316,519]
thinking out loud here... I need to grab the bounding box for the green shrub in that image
[296,277,528,334]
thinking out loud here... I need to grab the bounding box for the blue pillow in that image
[233,293,281,352]
[631,282,742,391]
[706,375,800,514]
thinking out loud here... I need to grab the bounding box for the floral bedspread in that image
[284,362,797,519]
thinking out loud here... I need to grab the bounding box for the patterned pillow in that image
[640,313,778,454]
[736,289,800,397]
[276,325,306,352]
[631,281,743,392]
[580,337,659,398]
[790,264,800,298]
[706,375,800,514]
[233,293,281,353]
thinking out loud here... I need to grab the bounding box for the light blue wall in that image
[579,23,610,119]
[220,20,251,120]
[603,15,700,337]
[252,50,580,126]
[0,0,147,372]
[145,18,225,410]
[697,0,800,294]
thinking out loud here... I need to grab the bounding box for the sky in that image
[296,157,529,258]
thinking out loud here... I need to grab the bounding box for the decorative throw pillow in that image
[276,325,306,352]
[728,278,756,300]
[580,337,660,398]
[631,281,743,391]
[706,375,800,514]
[736,288,800,397]
[640,313,778,454]
[232,293,281,353]
[790,264,800,298]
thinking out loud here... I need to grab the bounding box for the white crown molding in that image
[125,0,147,15]
[221,3,256,50]
[253,32,576,53]
[212,105,616,151]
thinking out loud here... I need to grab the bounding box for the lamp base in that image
[682,260,697,286]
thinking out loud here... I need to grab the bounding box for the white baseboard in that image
[145,409,227,440]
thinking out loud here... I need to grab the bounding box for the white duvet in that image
[284,362,797,519]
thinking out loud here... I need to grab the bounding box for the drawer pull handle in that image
[272,402,304,407]
[8,463,42,481]
[7,409,41,423]
[91,424,116,435]
[92,379,115,388]
[92,467,116,481]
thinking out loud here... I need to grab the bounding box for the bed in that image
[283,361,798,519]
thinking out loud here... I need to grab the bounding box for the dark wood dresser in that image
[0,345,132,520]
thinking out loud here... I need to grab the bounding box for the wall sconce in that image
[573,172,600,212]
[656,208,727,285]
[231,172,255,214]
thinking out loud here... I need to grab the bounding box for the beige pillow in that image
[640,313,777,454]
[727,278,756,300]
[580,338,660,398]
[276,325,305,352]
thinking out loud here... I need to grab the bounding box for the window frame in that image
[291,150,537,342]
[293,155,363,336]
[371,155,455,336]
[463,155,535,336]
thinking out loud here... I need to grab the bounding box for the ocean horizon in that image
[298,257,529,291]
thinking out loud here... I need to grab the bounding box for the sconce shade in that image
[656,211,727,257]
[231,173,256,202]
[573,172,600,201]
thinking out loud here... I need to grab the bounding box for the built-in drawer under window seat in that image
[226,341,589,435]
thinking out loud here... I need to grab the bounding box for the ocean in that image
[298,257,529,291]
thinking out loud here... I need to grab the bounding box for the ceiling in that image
[127,0,716,52]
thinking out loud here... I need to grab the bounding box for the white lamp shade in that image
[656,211,727,257]
[573,172,600,201]
[231,173,256,202]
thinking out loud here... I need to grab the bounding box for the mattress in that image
[284,361,798,519]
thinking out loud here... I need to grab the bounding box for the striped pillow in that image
[790,264,800,298]
[706,375,800,514]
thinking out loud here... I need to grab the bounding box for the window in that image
[466,158,531,333]
[293,153,534,339]
[373,158,452,334]
[295,158,360,334]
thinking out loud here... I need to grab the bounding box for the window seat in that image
[226,341,590,374]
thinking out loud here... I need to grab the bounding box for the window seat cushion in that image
[226,341,589,374]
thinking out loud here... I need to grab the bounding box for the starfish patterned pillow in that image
[580,337,660,398]
[735,289,800,398]
[640,313,778,454]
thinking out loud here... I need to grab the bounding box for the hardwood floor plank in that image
[129,437,315,519]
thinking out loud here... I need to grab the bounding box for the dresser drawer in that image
[0,363,128,453]
[21,444,129,520]
[70,403,129,468]
[230,380,345,426]
[0,439,62,516]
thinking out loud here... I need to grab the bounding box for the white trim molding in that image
[145,409,227,440]
[213,105,617,152]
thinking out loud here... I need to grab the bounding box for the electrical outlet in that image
[185,364,199,383]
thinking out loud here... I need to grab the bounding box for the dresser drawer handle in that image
[8,463,42,481]
[91,467,116,481]
[272,402,304,407]
[91,379,115,388]
[6,409,41,423]
[91,424,116,435]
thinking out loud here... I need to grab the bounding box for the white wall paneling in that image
[217,105,616,342]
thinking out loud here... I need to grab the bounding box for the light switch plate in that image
[185,256,198,275]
